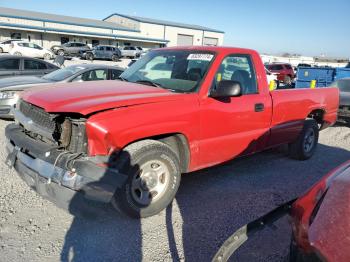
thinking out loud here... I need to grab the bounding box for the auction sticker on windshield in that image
[187,54,213,61]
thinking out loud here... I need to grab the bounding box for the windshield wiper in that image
[135,80,163,88]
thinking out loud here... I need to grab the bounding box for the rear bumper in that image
[5,124,127,207]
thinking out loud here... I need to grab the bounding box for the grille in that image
[19,100,56,132]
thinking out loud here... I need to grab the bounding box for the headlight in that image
[0,91,18,99]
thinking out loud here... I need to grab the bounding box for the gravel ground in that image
[0,120,350,262]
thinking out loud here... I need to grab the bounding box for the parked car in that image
[51,42,90,57]
[331,78,350,124]
[267,63,295,85]
[0,64,124,118]
[80,45,121,61]
[0,39,22,53]
[120,46,141,58]
[5,46,338,219]
[212,160,350,262]
[0,55,58,79]
[9,41,54,60]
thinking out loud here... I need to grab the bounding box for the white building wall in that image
[138,23,165,39]
[164,26,202,46]
[203,31,224,46]
[0,13,224,49]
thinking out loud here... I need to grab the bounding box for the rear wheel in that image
[111,54,119,62]
[289,119,319,160]
[111,140,181,218]
[0,47,3,53]
[284,75,292,85]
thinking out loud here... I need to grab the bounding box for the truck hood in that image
[0,76,52,90]
[21,80,183,115]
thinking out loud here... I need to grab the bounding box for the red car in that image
[290,160,350,262]
[213,160,350,262]
[5,46,338,218]
[267,63,295,85]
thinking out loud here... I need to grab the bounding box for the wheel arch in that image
[122,133,191,173]
[307,109,325,128]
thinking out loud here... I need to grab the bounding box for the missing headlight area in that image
[17,99,88,154]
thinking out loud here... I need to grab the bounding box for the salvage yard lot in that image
[1,120,350,262]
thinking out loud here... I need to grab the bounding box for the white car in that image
[120,46,141,59]
[9,41,54,60]
[0,39,22,53]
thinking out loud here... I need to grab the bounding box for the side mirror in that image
[210,80,242,98]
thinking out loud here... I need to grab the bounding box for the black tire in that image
[57,49,65,56]
[86,53,94,61]
[111,140,181,218]
[284,75,292,85]
[289,119,319,160]
[111,54,119,62]
[0,47,3,53]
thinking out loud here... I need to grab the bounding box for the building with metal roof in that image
[0,7,224,50]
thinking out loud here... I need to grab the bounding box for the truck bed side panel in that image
[269,88,339,146]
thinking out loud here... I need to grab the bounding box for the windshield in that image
[120,50,215,92]
[42,66,84,81]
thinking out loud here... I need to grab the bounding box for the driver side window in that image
[214,55,258,94]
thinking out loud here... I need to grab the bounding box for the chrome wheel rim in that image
[131,160,170,206]
[303,128,315,152]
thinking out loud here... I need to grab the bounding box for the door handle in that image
[255,103,264,112]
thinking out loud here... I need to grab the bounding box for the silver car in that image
[0,55,59,78]
[0,64,124,118]
[120,46,141,58]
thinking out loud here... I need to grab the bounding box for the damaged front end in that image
[5,99,127,209]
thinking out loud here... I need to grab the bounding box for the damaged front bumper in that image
[5,123,127,209]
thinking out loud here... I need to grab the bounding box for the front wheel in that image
[111,140,181,218]
[13,51,22,56]
[289,119,319,160]
[86,53,94,61]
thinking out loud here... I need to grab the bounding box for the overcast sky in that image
[1,0,349,58]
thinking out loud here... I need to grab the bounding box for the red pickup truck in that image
[5,46,339,218]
